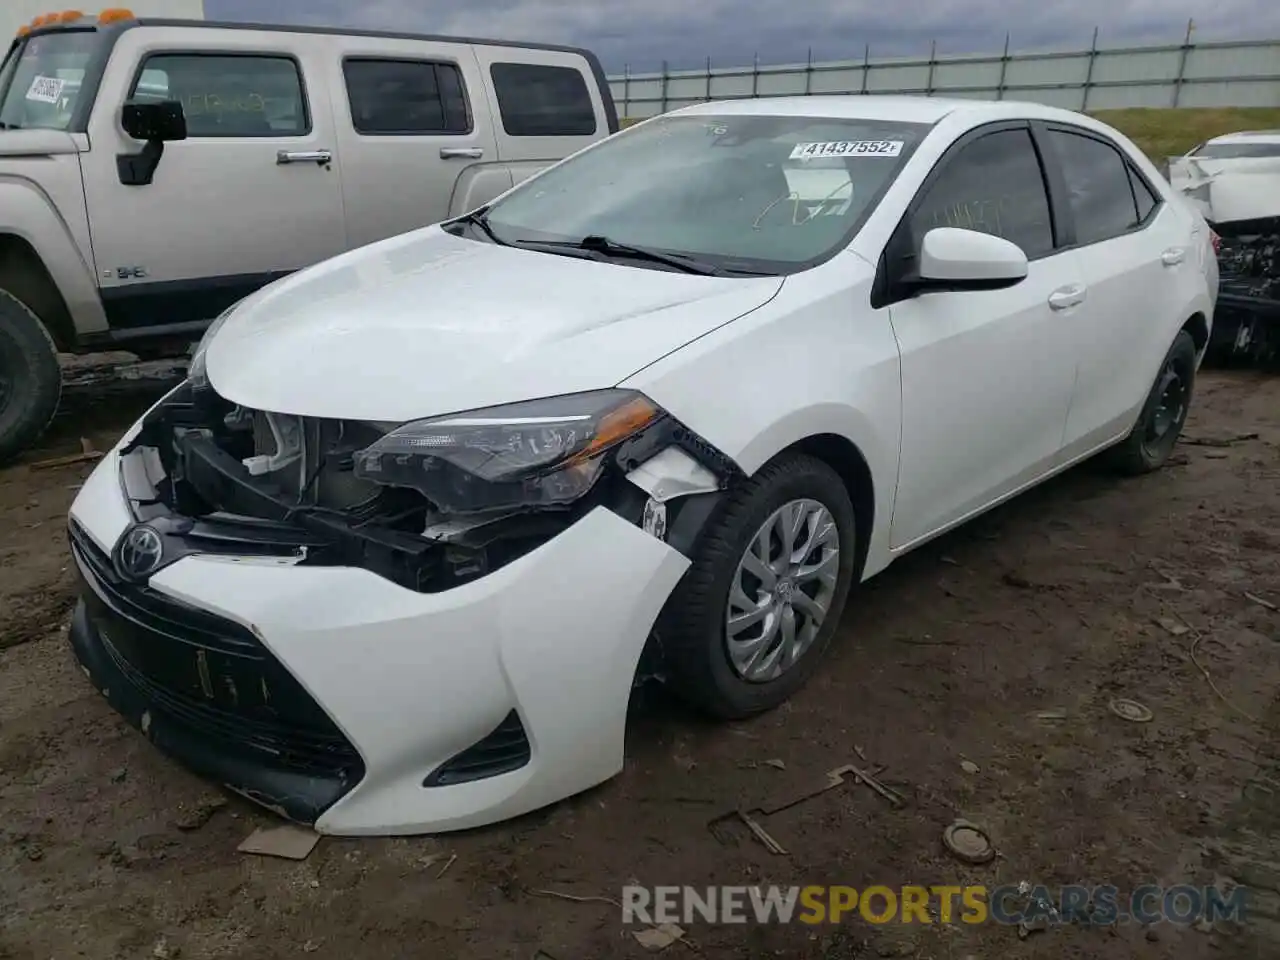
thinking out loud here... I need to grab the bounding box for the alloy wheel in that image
[724,498,840,683]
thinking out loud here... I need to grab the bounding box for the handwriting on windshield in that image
[926,199,1006,237]
[181,92,266,116]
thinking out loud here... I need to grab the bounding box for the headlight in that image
[352,389,662,514]
[187,303,238,388]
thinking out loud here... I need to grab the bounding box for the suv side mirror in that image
[912,227,1028,293]
[121,100,187,142]
[118,100,187,187]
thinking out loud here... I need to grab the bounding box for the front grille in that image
[424,710,531,786]
[69,520,364,782]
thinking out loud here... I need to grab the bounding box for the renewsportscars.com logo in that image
[621,884,1250,926]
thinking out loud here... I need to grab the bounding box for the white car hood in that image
[204,226,783,422]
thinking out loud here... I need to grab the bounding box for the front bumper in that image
[68,444,690,835]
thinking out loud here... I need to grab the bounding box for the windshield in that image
[0,30,100,131]
[1191,141,1280,160]
[479,113,931,273]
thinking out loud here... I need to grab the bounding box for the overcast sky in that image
[204,0,1277,72]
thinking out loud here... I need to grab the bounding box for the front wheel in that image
[657,453,858,720]
[1106,329,1198,475]
[0,289,62,465]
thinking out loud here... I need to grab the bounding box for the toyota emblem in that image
[115,524,164,581]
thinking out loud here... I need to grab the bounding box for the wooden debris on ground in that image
[29,437,103,470]
[237,824,320,860]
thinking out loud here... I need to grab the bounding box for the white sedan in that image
[67,95,1216,836]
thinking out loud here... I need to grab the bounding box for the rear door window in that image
[343,58,470,135]
[1046,129,1143,245]
[1128,165,1160,223]
[489,62,596,137]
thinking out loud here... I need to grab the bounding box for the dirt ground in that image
[2,357,1279,960]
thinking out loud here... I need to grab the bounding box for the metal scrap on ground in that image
[942,820,996,865]
[709,756,908,855]
[1110,698,1155,723]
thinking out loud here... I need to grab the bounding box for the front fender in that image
[624,263,903,580]
[0,172,107,335]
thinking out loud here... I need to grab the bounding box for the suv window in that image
[489,62,596,137]
[910,128,1054,259]
[0,31,100,131]
[131,54,307,137]
[1047,129,1142,245]
[343,58,469,135]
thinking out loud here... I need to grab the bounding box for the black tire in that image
[1107,329,1197,476]
[0,288,61,466]
[657,453,858,720]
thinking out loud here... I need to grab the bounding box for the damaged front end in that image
[70,378,736,826]
[1211,217,1280,367]
[116,379,740,599]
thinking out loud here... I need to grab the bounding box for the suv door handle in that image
[277,149,332,165]
[440,147,484,160]
[1048,284,1087,311]
[1161,247,1186,266]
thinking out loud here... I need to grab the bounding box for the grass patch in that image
[1092,107,1280,161]
[620,107,1280,161]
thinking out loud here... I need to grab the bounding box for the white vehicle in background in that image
[68,95,1216,836]
[1167,130,1280,223]
[1166,131,1280,364]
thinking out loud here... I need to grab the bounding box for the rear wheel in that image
[0,288,61,465]
[657,453,858,720]
[1107,329,1197,475]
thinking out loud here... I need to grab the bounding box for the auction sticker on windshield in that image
[790,140,904,159]
[25,75,65,104]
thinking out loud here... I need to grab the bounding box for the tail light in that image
[1210,230,1221,255]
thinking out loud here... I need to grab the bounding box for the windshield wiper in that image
[514,235,721,275]
[453,207,507,246]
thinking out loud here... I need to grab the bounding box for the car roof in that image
[670,95,1110,129]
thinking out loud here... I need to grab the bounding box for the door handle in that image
[1048,284,1087,311]
[1161,247,1186,266]
[276,149,332,165]
[440,146,484,160]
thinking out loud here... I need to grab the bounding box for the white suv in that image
[67,95,1216,836]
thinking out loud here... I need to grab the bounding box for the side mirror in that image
[121,100,187,142]
[117,100,186,187]
[913,227,1028,292]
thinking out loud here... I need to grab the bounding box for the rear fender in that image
[447,164,515,218]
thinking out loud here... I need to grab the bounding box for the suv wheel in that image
[657,453,858,719]
[0,289,62,465]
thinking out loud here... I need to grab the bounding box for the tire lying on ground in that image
[0,288,62,465]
